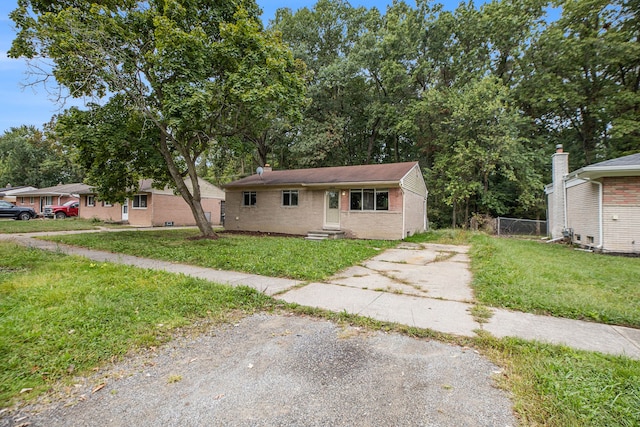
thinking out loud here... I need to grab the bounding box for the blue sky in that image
[0,0,463,135]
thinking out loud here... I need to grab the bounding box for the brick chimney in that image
[549,144,569,239]
[263,164,273,172]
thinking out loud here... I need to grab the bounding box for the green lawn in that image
[0,218,117,234]
[0,241,273,407]
[43,229,397,281]
[470,234,640,327]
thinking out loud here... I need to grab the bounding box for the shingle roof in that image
[570,152,640,179]
[588,153,640,168]
[224,162,419,188]
[17,183,92,196]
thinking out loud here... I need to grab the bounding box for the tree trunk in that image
[452,200,457,228]
[158,133,216,238]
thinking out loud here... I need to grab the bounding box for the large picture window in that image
[133,194,147,208]
[350,189,389,211]
[243,191,257,206]
[282,190,298,206]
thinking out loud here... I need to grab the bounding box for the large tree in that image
[9,0,306,237]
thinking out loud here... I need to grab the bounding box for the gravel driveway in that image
[2,314,516,427]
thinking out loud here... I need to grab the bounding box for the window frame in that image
[349,189,389,211]
[132,194,148,209]
[242,191,257,207]
[86,195,95,207]
[282,190,299,207]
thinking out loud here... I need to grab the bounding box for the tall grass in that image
[477,333,640,427]
[471,234,640,327]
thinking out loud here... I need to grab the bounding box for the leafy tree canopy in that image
[9,0,307,236]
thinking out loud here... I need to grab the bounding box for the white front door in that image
[122,199,129,221]
[324,190,340,229]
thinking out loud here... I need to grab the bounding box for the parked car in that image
[43,200,79,219]
[0,200,37,220]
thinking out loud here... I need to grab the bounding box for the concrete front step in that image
[305,230,346,240]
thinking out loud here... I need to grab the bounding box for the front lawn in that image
[470,234,640,327]
[0,218,116,234]
[0,241,272,407]
[42,229,397,281]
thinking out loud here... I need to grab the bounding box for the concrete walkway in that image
[2,231,639,359]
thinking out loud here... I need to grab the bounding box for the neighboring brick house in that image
[546,147,640,254]
[14,183,88,215]
[78,178,225,227]
[0,185,37,203]
[224,162,428,240]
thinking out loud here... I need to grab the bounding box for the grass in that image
[476,332,640,427]
[0,218,117,234]
[470,234,640,327]
[42,229,397,281]
[0,241,273,408]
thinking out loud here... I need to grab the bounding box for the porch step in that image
[305,230,346,241]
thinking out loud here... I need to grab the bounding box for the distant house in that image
[14,183,89,215]
[0,185,37,203]
[546,147,640,254]
[78,178,225,227]
[224,162,428,240]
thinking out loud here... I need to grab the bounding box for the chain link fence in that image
[496,217,547,236]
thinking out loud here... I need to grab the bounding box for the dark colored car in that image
[0,200,37,220]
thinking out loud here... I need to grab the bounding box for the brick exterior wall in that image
[566,180,600,247]
[79,194,223,227]
[602,177,640,253]
[225,188,325,235]
[79,198,123,222]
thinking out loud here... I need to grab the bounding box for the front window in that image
[350,189,389,211]
[282,190,298,207]
[133,194,148,208]
[243,191,256,206]
[86,195,95,207]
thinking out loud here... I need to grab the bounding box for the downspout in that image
[586,178,603,250]
[563,177,568,232]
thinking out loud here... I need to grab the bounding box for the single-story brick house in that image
[77,178,225,227]
[14,183,88,215]
[223,162,428,240]
[546,147,640,254]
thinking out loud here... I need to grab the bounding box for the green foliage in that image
[471,235,640,327]
[10,0,307,237]
[0,241,272,407]
[0,125,83,188]
[43,230,397,281]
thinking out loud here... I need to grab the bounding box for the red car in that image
[43,200,79,219]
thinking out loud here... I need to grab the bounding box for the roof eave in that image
[569,165,640,180]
